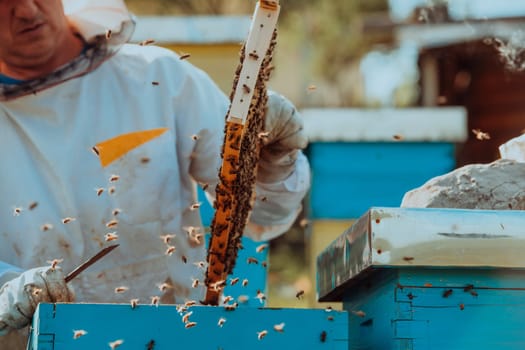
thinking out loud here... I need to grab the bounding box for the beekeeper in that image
[0,0,310,348]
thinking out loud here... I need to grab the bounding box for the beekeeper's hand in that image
[0,267,74,334]
[258,91,308,183]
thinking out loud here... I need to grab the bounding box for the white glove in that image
[258,91,308,183]
[0,267,74,334]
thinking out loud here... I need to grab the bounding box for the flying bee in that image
[158,282,172,292]
[181,255,187,264]
[28,201,38,210]
[91,146,100,156]
[352,310,366,318]
[47,258,63,270]
[185,321,197,329]
[255,244,268,253]
[184,300,197,307]
[273,323,285,333]
[73,329,87,339]
[256,290,266,303]
[200,183,209,191]
[247,257,259,265]
[472,128,491,140]
[190,202,202,211]
[392,134,404,141]
[217,317,226,327]
[193,261,207,270]
[249,52,259,60]
[165,245,176,256]
[62,217,75,224]
[222,295,233,304]
[141,157,150,164]
[295,290,305,300]
[257,330,268,340]
[105,232,119,242]
[139,39,155,46]
[160,234,176,244]
[114,286,129,294]
[95,187,105,196]
[112,208,121,217]
[108,186,116,195]
[230,277,240,286]
[242,279,249,287]
[257,131,270,139]
[191,134,199,141]
[307,84,317,92]
[108,339,124,350]
[191,278,199,289]
[105,29,112,39]
[179,52,191,60]
[109,174,120,182]
[40,223,53,232]
[152,81,160,86]
[106,219,118,228]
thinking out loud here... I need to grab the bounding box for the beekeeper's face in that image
[0,0,72,76]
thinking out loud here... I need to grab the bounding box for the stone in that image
[499,134,525,163]
[401,159,525,209]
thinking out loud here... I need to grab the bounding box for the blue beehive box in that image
[317,207,525,349]
[28,303,348,349]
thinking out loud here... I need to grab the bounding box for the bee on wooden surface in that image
[62,217,75,224]
[242,279,249,287]
[273,322,285,333]
[105,232,119,242]
[139,39,155,46]
[150,296,160,306]
[95,187,105,196]
[185,321,197,329]
[28,202,38,210]
[160,234,176,244]
[230,277,240,286]
[182,311,193,323]
[472,128,491,140]
[165,245,176,256]
[442,289,453,298]
[257,330,268,340]
[108,339,124,349]
[106,219,118,228]
[109,174,120,183]
[73,329,87,339]
[40,223,53,232]
[352,310,366,318]
[217,317,226,327]
[114,286,129,294]
[295,290,305,300]
[105,29,112,39]
[179,52,191,60]
[130,298,139,309]
[247,257,259,265]
[47,258,63,270]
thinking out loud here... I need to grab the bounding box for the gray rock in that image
[401,159,525,210]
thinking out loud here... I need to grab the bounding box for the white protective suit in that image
[0,1,310,348]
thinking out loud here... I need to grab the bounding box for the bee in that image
[179,53,191,60]
[242,84,251,94]
[257,131,270,139]
[299,218,310,228]
[112,208,121,217]
[190,202,202,210]
[320,331,327,343]
[470,291,479,297]
[392,134,404,141]
[32,287,43,297]
[105,29,112,39]
[472,128,490,140]
[255,291,266,303]
[242,279,249,287]
[191,134,199,141]
[211,280,226,292]
[165,245,176,256]
[160,234,176,244]
[108,339,124,350]
[459,303,465,310]
[105,232,119,242]
[73,329,87,339]
[463,284,474,292]
[352,310,366,318]
[185,321,197,329]
[249,52,259,60]
[273,322,285,333]
[139,39,155,46]
[295,290,305,300]
[181,255,187,264]
[325,306,333,312]
[423,283,433,287]
[443,289,453,298]
[222,295,233,304]
[91,146,100,156]
[106,219,118,228]
[247,257,259,265]
[191,278,199,289]
[152,81,160,86]
[182,311,193,323]
[158,282,172,292]
[193,261,207,270]
[230,277,240,286]
[130,298,139,309]
[28,202,38,210]
[257,330,268,340]
[403,256,414,262]
[95,187,105,196]
[256,244,268,253]
[146,340,156,350]
[237,295,249,304]
[141,157,151,164]
[259,196,267,202]
[201,183,209,191]
[40,223,53,232]
[109,174,120,182]
[108,186,116,195]
[307,84,317,92]
[150,296,160,306]
[217,317,226,327]
[47,258,63,270]
[261,261,268,268]
[224,302,238,311]
[62,217,75,224]
[114,286,129,294]
[185,300,197,307]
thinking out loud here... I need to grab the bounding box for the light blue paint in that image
[29,303,348,350]
[308,142,456,219]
